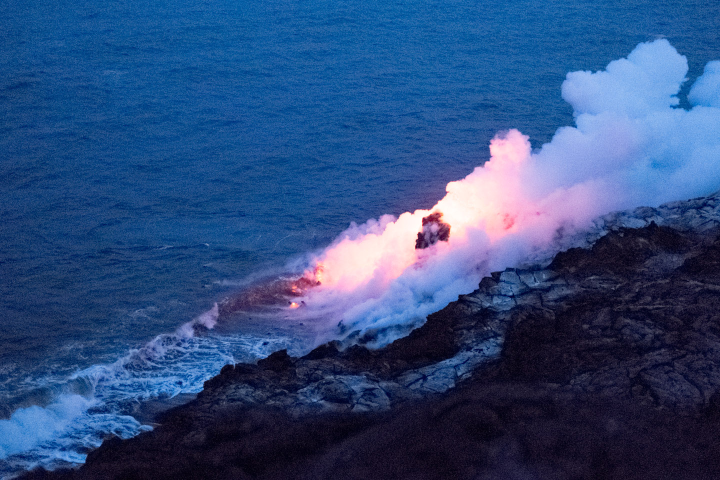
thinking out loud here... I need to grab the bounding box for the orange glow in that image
[300,130,536,296]
[289,302,300,309]
[435,129,530,240]
[314,263,324,284]
[309,211,425,291]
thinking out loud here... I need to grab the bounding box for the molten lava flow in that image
[217,263,325,316]
[229,40,720,338]
[314,264,324,284]
[294,129,535,299]
[266,40,720,349]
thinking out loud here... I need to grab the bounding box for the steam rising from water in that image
[293,40,720,346]
[3,39,719,475]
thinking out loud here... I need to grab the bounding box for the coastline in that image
[22,191,720,479]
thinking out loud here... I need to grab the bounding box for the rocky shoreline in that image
[24,192,720,479]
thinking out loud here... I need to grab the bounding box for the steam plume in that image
[292,40,720,347]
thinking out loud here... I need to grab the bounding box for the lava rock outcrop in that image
[24,192,720,480]
[415,212,451,249]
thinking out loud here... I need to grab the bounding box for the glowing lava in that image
[227,40,720,342]
[298,129,535,297]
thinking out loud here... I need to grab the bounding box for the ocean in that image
[1,0,719,475]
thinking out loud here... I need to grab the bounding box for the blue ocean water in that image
[1,0,718,475]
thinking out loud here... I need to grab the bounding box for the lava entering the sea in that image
[219,40,720,348]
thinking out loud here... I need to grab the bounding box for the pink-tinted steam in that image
[293,39,720,347]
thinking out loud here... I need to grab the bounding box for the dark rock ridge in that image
[24,192,720,480]
[415,212,451,249]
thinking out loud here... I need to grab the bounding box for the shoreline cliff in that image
[24,192,720,480]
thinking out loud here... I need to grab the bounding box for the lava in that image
[224,40,720,345]
[217,264,325,316]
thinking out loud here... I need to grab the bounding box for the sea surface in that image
[1,0,718,475]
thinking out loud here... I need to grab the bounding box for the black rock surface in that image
[23,193,720,480]
[415,212,451,249]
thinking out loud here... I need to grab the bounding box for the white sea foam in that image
[0,305,300,476]
[4,38,720,478]
[0,394,93,459]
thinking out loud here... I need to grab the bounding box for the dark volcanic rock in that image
[415,212,451,249]
[257,350,294,373]
[24,192,720,480]
[500,226,720,410]
[548,221,690,274]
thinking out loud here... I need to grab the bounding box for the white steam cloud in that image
[292,39,720,347]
